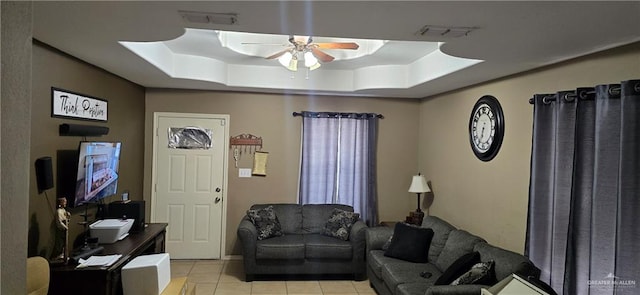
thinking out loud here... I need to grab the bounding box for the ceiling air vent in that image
[415,25,477,38]
[179,11,238,25]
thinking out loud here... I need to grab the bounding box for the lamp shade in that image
[408,175,431,193]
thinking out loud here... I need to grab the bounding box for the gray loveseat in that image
[237,203,368,281]
[366,216,540,295]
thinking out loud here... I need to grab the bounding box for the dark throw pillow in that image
[450,260,497,286]
[384,222,434,263]
[434,251,481,285]
[246,205,283,240]
[322,208,360,241]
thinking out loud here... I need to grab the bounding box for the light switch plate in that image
[239,168,252,178]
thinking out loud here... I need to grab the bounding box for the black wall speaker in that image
[56,149,79,206]
[108,201,146,232]
[35,156,54,193]
[59,123,109,137]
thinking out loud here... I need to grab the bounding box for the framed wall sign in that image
[51,87,108,121]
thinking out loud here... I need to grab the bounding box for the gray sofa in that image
[237,203,368,281]
[365,216,540,295]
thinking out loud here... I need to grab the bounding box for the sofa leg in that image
[354,273,367,281]
[245,274,255,282]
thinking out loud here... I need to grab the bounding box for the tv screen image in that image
[74,142,121,207]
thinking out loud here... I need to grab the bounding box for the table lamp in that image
[408,173,431,224]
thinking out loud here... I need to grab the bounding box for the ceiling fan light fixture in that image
[288,54,298,71]
[278,52,293,68]
[308,62,321,71]
[304,51,320,69]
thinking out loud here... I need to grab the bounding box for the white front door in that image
[152,112,229,259]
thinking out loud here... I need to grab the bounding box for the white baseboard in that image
[223,255,242,261]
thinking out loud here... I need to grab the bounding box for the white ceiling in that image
[32,1,640,99]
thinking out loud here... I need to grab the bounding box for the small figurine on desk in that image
[51,197,71,264]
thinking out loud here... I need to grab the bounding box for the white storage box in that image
[122,253,171,295]
[89,218,134,244]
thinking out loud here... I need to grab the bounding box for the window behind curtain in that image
[298,112,378,225]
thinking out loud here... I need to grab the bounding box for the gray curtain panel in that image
[526,80,640,295]
[299,112,379,225]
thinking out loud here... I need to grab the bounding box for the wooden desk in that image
[50,223,168,295]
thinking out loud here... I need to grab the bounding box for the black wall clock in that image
[469,95,504,161]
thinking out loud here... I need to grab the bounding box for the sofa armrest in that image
[237,217,258,261]
[365,226,394,250]
[424,284,486,295]
[350,220,368,280]
[350,220,367,254]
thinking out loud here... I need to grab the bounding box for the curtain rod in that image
[528,86,622,104]
[292,111,384,119]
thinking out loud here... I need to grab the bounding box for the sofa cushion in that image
[256,235,305,260]
[421,216,457,263]
[252,204,303,234]
[474,242,540,281]
[450,260,497,286]
[302,204,354,234]
[434,251,481,285]
[304,234,353,259]
[435,230,486,271]
[368,250,400,279]
[381,262,441,294]
[322,208,360,241]
[246,205,284,240]
[385,223,434,263]
[397,282,432,295]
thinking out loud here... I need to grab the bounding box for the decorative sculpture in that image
[52,197,71,263]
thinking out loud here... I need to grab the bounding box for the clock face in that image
[471,103,496,153]
[469,96,504,161]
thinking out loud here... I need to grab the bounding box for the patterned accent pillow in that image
[322,208,360,241]
[450,260,497,286]
[246,206,284,240]
[382,234,393,251]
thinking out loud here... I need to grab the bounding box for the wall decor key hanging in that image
[229,133,263,153]
[230,133,263,168]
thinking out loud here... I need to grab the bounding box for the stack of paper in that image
[76,254,122,268]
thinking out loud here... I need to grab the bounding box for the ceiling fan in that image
[245,36,360,71]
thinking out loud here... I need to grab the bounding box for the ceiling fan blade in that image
[312,48,335,62]
[241,42,288,46]
[315,42,360,50]
[265,49,290,60]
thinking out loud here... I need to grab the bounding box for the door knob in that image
[215,197,221,203]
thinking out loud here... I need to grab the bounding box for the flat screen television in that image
[72,142,121,207]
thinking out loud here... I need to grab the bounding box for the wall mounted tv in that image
[57,142,121,208]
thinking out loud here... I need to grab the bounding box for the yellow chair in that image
[26,256,49,295]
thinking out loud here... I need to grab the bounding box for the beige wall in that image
[1,2,32,293]
[144,90,421,255]
[29,42,145,258]
[26,33,639,262]
[419,42,640,253]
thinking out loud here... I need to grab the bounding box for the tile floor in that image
[170,259,377,295]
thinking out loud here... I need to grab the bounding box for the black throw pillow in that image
[434,251,481,285]
[384,222,434,263]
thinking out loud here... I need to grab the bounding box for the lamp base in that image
[405,211,424,226]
